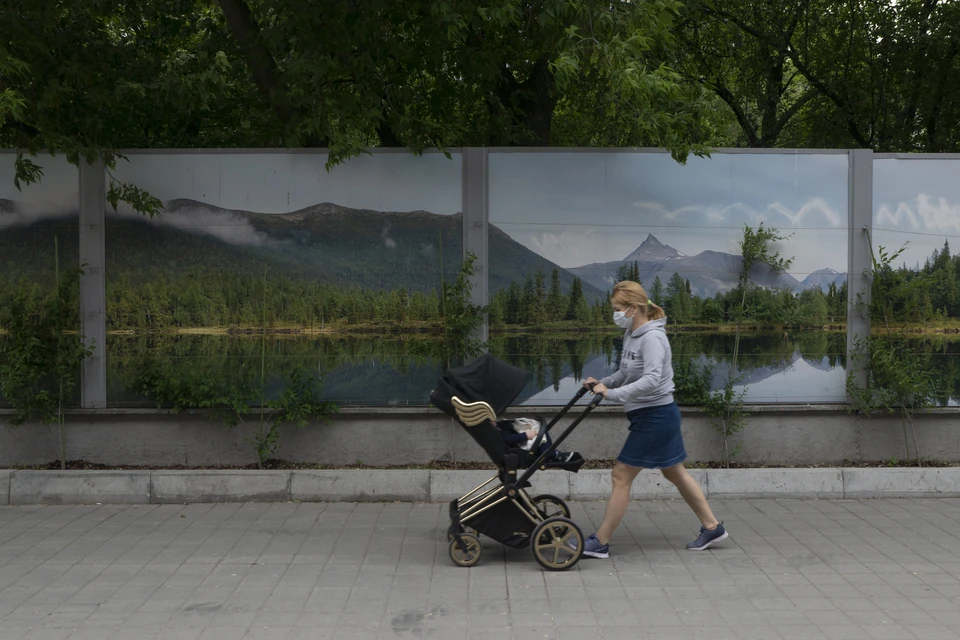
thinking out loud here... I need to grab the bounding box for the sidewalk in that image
[1,499,959,639]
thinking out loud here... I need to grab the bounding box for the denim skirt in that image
[616,402,687,469]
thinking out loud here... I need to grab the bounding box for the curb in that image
[2,468,960,504]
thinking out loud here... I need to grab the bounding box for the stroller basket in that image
[430,354,603,571]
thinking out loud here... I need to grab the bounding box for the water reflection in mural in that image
[0,154,82,406]
[106,330,861,407]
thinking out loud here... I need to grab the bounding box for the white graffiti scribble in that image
[630,198,841,228]
[875,194,960,233]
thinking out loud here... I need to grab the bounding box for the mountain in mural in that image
[622,233,685,262]
[570,234,807,297]
[800,268,847,291]
[0,199,604,300]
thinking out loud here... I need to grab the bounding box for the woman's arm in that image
[599,367,627,390]
[604,335,667,404]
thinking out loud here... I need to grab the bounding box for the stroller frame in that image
[447,386,603,571]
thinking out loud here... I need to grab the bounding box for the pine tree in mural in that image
[547,268,565,319]
[566,277,585,321]
[666,272,692,322]
[532,270,547,324]
[614,261,642,286]
[650,275,665,305]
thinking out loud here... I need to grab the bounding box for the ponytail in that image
[646,301,666,321]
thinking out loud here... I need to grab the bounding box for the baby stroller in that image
[430,354,603,571]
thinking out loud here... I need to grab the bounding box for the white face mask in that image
[612,309,634,329]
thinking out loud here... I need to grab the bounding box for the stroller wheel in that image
[447,525,479,541]
[448,533,482,567]
[531,494,571,520]
[531,517,583,571]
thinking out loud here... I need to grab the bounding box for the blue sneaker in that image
[571,533,609,559]
[686,522,728,550]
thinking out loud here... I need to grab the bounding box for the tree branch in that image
[925,44,959,151]
[216,0,324,146]
[771,87,818,140]
[216,0,289,121]
[783,45,871,147]
[2,119,41,139]
[704,78,759,147]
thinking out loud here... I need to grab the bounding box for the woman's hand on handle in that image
[582,377,599,389]
[590,382,608,398]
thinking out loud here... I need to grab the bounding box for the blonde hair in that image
[611,281,666,321]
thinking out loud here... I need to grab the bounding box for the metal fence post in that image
[461,148,489,344]
[847,149,873,397]
[79,158,107,408]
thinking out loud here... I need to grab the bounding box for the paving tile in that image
[0,499,955,639]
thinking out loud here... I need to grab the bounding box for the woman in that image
[578,280,727,558]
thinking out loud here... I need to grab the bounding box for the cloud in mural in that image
[381,224,397,248]
[875,194,960,233]
[113,202,270,247]
[530,229,596,265]
[0,196,79,229]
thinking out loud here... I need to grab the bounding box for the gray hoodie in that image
[600,317,675,412]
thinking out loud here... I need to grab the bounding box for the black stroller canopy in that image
[431,354,531,419]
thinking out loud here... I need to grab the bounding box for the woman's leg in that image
[596,462,642,544]
[661,463,720,530]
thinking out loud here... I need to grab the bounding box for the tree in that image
[3,0,710,197]
[797,288,829,326]
[615,261,643,286]
[732,223,792,369]
[679,0,960,152]
[0,238,93,470]
[566,277,586,322]
[531,270,547,325]
[678,1,819,148]
[706,223,793,467]
[546,268,565,321]
[650,276,665,306]
[848,237,941,466]
[666,272,691,322]
[440,252,487,364]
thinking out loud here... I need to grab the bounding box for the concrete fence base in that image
[2,406,960,468]
[2,467,959,505]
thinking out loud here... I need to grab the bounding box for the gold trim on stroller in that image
[451,396,498,427]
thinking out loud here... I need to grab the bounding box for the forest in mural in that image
[1,204,849,334]
[871,158,960,326]
[488,246,848,329]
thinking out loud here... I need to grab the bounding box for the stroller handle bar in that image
[528,384,596,453]
[518,382,603,485]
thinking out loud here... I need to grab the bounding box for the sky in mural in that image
[108,152,463,215]
[489,151,850,279]
[873,158,960,267]
[0,153,78,225]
